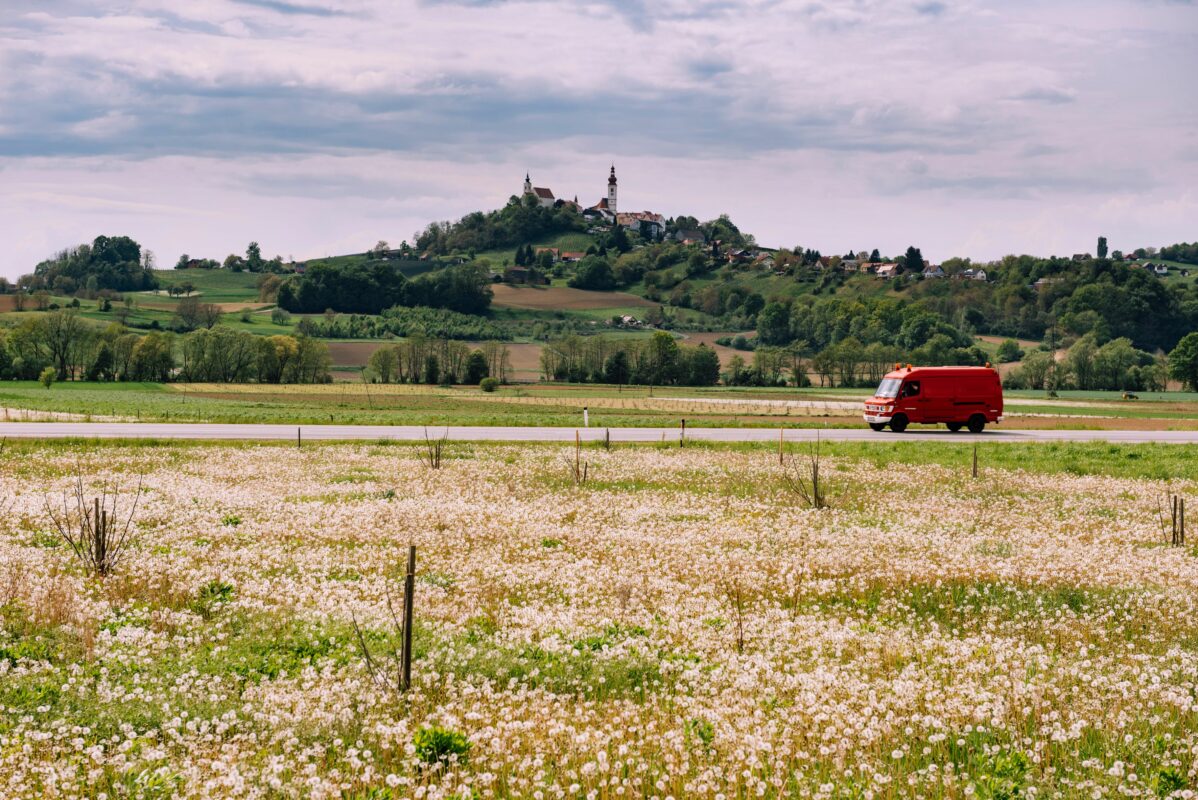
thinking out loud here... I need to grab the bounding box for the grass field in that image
[7,381,1198,429]
[151,268,262,302]
[3,439,1198,797]
[490,284,656,311]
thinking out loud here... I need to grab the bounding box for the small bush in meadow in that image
[479,377,499,392]
[414,726,471,766]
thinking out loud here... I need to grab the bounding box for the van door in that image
[920,377,950,421]
[899,379,924,421]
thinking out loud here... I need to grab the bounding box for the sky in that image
[0,0,1195,278]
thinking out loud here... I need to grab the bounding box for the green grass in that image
[815,439,1198,480]
[472,232,598,266]
[6,379,1198,429]
[151,269,262,302]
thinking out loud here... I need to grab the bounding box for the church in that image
[523,166,618,222]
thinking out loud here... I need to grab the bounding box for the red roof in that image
[533,187,554,199]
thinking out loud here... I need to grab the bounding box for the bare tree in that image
[780,434,828,509]
[422,428,448,469]
[44,476,143,577]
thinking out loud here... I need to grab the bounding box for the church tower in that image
[523,173,533,195]
[607,165,618,214]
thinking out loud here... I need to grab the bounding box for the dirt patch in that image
[491,284,656,311]
[326,342,386,368]
[138,300,268,312]
[327,340,544,379]
[682,331,755,368]
[0,296,17,312]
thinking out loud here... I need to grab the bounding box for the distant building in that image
[616,211,665,238]
[672,228,706,244]
[522,174,556,208]
[958,268,988,281]
[922,264,945,278]
[875,264,900,279]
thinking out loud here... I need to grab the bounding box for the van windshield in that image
[875,377,902,398]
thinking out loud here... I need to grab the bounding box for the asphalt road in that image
[0,422,1196,444]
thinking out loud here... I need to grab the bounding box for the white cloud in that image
[0,0,1195,276]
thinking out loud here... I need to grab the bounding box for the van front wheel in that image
[889,415,909,433]
[967,415,986,434]
[947,423,962,432]
[869,422,887,431]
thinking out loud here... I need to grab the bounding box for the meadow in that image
[2,439,1198,798]
[5,381,1198,430]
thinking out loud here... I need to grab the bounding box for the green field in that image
[151,269,262,302]
[473,232,598,266]
[6,380,1198,429]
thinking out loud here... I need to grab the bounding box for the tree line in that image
[0,311,331,384]
[538,332,721,386]
[277,262,493,315]
[365,337,513,385]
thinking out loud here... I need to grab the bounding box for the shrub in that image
[39,366,56,389]
[413,726,471,766]
[479,377,499,392]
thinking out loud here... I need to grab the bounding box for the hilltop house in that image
[875,263,900,279]
[671,228,706,245]
[616,211,666,238]
[922,264,946,278]
[958,268,988,281]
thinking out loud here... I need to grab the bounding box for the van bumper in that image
[863,413,893,424]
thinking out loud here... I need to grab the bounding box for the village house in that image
[875,263,900,279]
[958,268,988,281]
[672,228,706,245]
[922,264,946,278]
[616,211,666,238]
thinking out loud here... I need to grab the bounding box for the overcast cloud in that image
[0,0,1195,276]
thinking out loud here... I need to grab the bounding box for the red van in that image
[863,365,1003,433]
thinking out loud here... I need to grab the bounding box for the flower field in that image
[2,441,1198,798]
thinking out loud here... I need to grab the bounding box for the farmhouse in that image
[875,264,900,279]
[922,264,946,278]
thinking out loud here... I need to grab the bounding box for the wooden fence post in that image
[680,418,686,448]
[297,427,302,449]
[400,544,416,692]
[972,444,978,479]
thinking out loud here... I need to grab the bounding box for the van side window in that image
[902,381,920,398]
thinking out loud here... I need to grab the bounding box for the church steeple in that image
[607,165,617,214]
[523,173,533,195]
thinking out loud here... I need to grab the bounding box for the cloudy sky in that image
[0,0,1195,277]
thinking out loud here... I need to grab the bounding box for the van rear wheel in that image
[967,414,986,434]
[869,422,887,432]
[889,415,908,433]
[947,423,962,432]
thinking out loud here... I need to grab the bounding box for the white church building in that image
[523,166,619,222]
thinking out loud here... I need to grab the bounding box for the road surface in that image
[0,422,1196,444]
